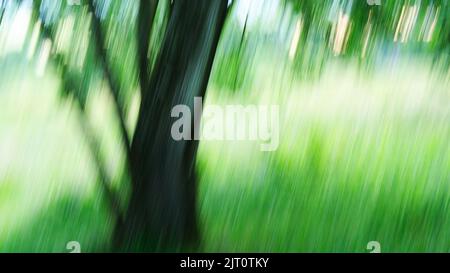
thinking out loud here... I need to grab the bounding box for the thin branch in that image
[87,1,132,160]
[75,101,124,224]
[0,8,4,26]
[138,0,159,91]
[35,16,124,222]
[233,11,249,91]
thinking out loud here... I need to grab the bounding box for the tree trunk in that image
[115,0,228,252]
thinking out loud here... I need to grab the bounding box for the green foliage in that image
[0,0,449,252]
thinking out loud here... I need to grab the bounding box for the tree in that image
[117,0,228,251]
[28,0,229,251]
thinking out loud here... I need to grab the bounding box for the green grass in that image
[198,59,450,252]
[0,55,449,252]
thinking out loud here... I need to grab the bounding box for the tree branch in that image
[87,0,132,160]
[138,0,159,91]
[0,6,4,26]
[34,13,124,223]
[74,100,125,225]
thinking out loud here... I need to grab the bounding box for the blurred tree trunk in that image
[115,0,228,251]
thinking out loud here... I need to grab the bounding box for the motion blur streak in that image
[0,0,449,252]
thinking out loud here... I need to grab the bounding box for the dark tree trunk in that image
[115,0,228,251]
